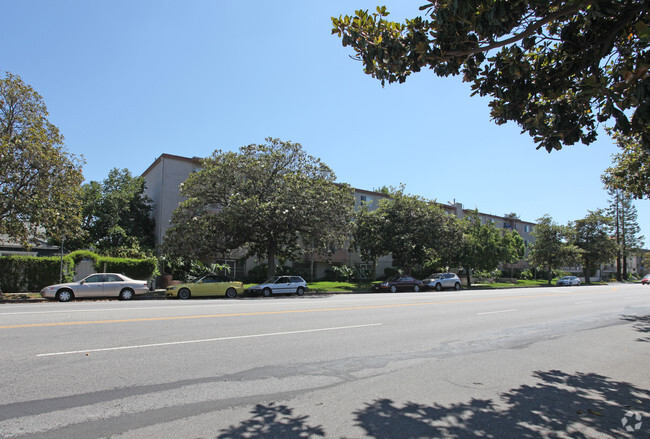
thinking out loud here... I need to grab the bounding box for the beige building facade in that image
[142,153,542,281]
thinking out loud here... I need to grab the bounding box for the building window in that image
[360,195,367,202]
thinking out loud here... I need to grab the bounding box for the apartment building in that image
[142,153,539,280]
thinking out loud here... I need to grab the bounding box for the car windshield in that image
[263,277,281,284]
[425,274,442,280]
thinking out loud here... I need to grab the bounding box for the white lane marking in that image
[477,309,517,316]
[624,296,641,299]
[36,323,383,357]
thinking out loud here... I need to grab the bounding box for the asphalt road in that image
[1,284,649,438]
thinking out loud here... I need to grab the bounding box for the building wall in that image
[142,154,201,246]
[141,153,541,280]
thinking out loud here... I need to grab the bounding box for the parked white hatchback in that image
[246,276,308,297]
[41,273,149,302]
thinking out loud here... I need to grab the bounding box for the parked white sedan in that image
[41,273,149,302]
[556,276,581,286]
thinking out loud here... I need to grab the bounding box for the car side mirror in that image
[80,280,85,285]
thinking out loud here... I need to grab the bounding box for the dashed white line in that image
[574,301,593,304]
[477,309,517,316]
[36,323,383,357]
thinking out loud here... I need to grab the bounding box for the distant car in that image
[642,274,650,285]
[166,275,244,299]
[373,276,423,293]
[40,273,149,302]
[556,276,581,286]
[247,276,308,297]
[423,273,462,291]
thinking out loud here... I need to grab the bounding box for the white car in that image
[246,276,308,297]
[556,275,581,286]
[423,273,462,291]
[41,273,149,302]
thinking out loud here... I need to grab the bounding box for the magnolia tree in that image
[0,72,84,246]
[528,215,582,285]
[353,188,464,276]
[453,211,525,288]
[569,210,618,284]
[163,138,355,279]
[333,2,649,193]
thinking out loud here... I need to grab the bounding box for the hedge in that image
[0,252,158,293]
[0,255,74,293]
[94,256,158,280]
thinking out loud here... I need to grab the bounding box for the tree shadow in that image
[621,315,650,342]
[352,370,649,438]
[216,402,325,438]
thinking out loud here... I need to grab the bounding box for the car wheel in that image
[119,289,134,300]
[178,288,191,300]
[263,288,272,297]
[296,287,305,296]
[413,285,420,292]
[225,288,237,298]
[435,283,442,292]
[56,289,74,302]
[390,285,397,293]
[454,282,461,291]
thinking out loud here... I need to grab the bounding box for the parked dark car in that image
[373,276,423,293]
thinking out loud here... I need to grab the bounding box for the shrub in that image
[520,269,534,280]
[0,255,74,293]
[95,256,158,280]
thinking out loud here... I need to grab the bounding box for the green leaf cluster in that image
[67,168,155,256]
[163,138,355,279]
[528,215,582,285]
[453,211,525,287]
[0,72,84,246]
[568,209,618,284]
[332,1,649,161]
[353,187,463,275]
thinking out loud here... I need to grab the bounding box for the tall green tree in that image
[569,210,618,284]
[352,203,389,280]
[164,138,355,279]
[69,168,155,257]
[353,188,463,275]
[605,187,645,280]
[332,2,649,182]
[0,72,84,246]
[454,211,524,287]
[528,215,582,285]
[602,131,650,200]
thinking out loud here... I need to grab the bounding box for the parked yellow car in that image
[166,275,243,299]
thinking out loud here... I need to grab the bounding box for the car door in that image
[194,276,222,296]
[274,276,291,294]
[102,274,125,296]
[445,274,454,288]
[397,277,411,290]
[77,274,105,297]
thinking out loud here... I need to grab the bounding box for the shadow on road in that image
[212,371,649,439]
[621,314,650,343]
[349,370,648,438]
[216,402,325,438]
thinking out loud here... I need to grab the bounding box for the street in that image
[1,285,649,438]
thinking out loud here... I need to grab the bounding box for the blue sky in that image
[2,0,648,241]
